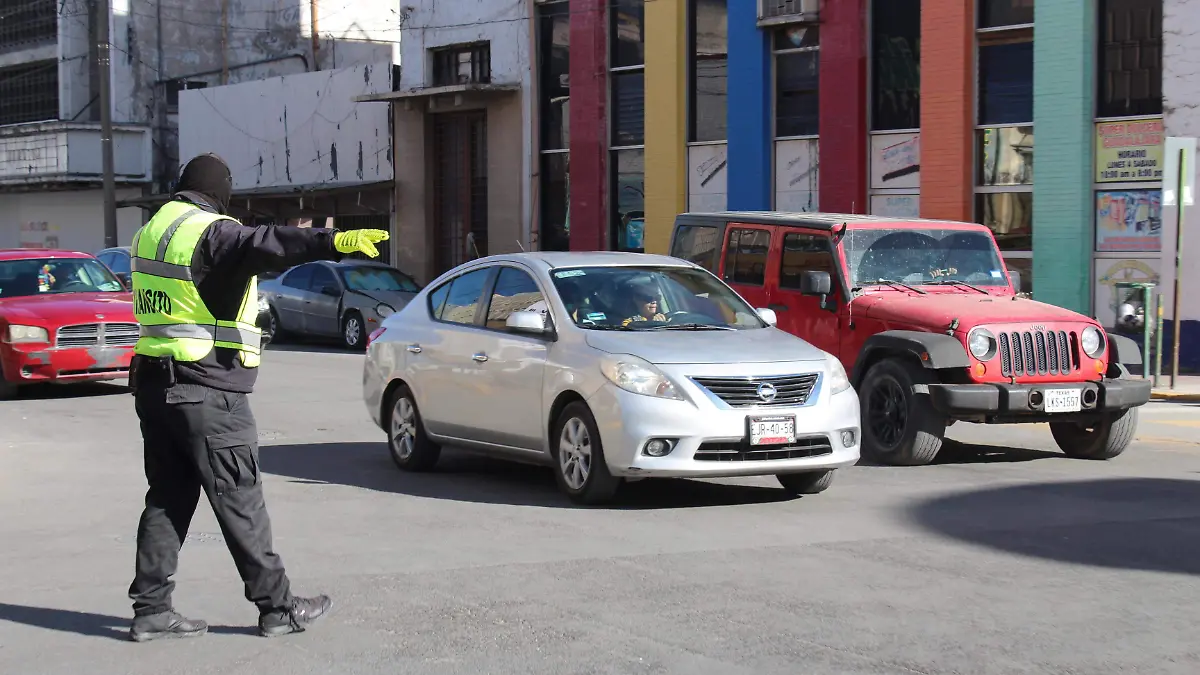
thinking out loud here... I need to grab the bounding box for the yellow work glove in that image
[333,229,390,258]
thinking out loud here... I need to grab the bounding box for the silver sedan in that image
[362,252,861,505]
[259,260,421,350]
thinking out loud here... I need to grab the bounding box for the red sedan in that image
[0,249,138,398]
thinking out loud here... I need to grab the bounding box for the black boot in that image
[129,610,208,642]
[258,595,332,637]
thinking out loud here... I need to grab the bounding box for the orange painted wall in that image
[919,0,974,222]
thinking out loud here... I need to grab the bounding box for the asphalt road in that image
[2,346,1200,674]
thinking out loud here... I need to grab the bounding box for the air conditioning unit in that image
[759,0,820,24]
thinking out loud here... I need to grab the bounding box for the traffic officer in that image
[125,153,389,642]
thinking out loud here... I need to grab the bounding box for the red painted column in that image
[817,0,868,213]
[568,0,609,250]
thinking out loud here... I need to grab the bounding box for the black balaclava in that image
[176,153,233,214]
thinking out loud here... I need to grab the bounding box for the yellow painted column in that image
[642,0,687,254]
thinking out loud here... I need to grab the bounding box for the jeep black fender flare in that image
[1106,332,1143,366]
[851,330,971,387]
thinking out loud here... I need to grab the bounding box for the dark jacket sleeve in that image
[197,220,343,280]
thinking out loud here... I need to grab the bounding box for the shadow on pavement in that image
[908,478,1200,576]
[3,381,130,401]
[263,341,358,355]
[259,442,795,509]
[0,603,256,641]
[856,438,1062,467]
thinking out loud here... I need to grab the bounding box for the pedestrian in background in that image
[125,153,389,642]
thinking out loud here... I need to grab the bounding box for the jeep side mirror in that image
[1007,268,1022,294]
[799,270,833,309]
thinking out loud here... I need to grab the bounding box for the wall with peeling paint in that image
[177,61,394,190]
[398,0,535,244]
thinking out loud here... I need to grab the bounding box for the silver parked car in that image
[363,251,861,505]
[259,260,422,350]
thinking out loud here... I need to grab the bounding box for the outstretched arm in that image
[199,220,343,279]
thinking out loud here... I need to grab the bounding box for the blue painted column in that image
[725,0,772,210]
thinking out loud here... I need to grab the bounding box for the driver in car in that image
[621,287,667,327]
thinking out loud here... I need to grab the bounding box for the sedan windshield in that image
[339,266,420,293]
[0,257,124,298]
[842,228,1010,288]
[550,265,767,330]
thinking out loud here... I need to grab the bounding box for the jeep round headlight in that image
[968,327,998,361]
[1081,326,1105,358]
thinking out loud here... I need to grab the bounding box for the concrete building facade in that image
[0,0,398,254]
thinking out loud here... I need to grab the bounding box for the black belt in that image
[130,354,177,390]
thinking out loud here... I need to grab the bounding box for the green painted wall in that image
[1032,0,1097,313]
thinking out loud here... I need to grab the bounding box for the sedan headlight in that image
[968,327,998,361]
[375,303,396,318]
[826,354,851,395]
[599,354,683,400]
[1082,326,1105,358]
[6,324,49,344]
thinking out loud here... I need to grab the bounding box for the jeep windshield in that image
[842,228,1010,289]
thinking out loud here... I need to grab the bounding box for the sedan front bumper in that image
[586,382,861,479]
[925,377,1152,421]
[1,342,133,386]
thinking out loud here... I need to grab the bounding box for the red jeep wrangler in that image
[668,212,1153,466]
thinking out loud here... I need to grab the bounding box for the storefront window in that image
[611,149,645,252]
[688,0,727,143]
[773,26,819,138]
[976,126,1033,186]
[870,0,920,131]
[976,192,1032,251]
[612,0,645,69]
[612,72,645,147]
[541,153,570,251]
[978,0,1034,29]
[1097,0,1162,118]
[537,0,571,151]
[978,40,1033,126]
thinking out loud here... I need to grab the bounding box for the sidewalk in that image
[1147,374,1200,402]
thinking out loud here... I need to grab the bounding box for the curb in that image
[1151,390,1200,402]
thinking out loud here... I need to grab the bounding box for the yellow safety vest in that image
[130,201,262,368]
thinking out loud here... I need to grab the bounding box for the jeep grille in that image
[998,330,1079,377]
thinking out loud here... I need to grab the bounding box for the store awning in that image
[117,180,394,220]
[354,82,521,103]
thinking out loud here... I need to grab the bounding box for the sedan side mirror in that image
[799,270,833,309]
[318,285,341,297]
[756,307,778,327]
[506,310,549,335]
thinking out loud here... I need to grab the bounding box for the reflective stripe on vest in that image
[131,202,261,365]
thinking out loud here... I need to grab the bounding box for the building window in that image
[0,0,57,52]
[431,43,491,87]
[611,0,645,251]
[688,0,727,143]
[537,0,570,251]
[1097,0,1162,118]
[773,25,819,138]
[870,0,920,131]
[0,60,59,125]
[978,0,1034,29]
[976,4,1033,272]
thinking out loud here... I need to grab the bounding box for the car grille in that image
[691,373,820,408]
[694,436,833,462]
[55,323,140,348]
[998,329,1079,377]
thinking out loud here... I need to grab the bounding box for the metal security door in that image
[432,111,488,276]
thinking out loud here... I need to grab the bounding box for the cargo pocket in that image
[205,428,260,495]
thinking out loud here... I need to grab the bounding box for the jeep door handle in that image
[472,352,489,363]
[406,344,422,353]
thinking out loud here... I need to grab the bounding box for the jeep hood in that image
[856,292,1090,328]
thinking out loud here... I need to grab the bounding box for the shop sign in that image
[1095,119,1164,183]
[1095,190,1161,252]
[869,194,919,218]
[870,133,920,190]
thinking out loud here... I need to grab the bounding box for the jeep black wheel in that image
[1050,407,1138,460]
[860,359,946,466]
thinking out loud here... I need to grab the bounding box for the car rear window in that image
[669,224,721,271]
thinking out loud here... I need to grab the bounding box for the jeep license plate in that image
[1044,388,1082,413]
[749,416,796,446]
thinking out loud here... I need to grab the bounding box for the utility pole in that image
[98,0,118,248]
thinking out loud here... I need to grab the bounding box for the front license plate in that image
[749,416,796,446]
[1044,388,1082,413]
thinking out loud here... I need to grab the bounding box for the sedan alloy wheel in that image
[558,417,592,490]
[385,385,440,471]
